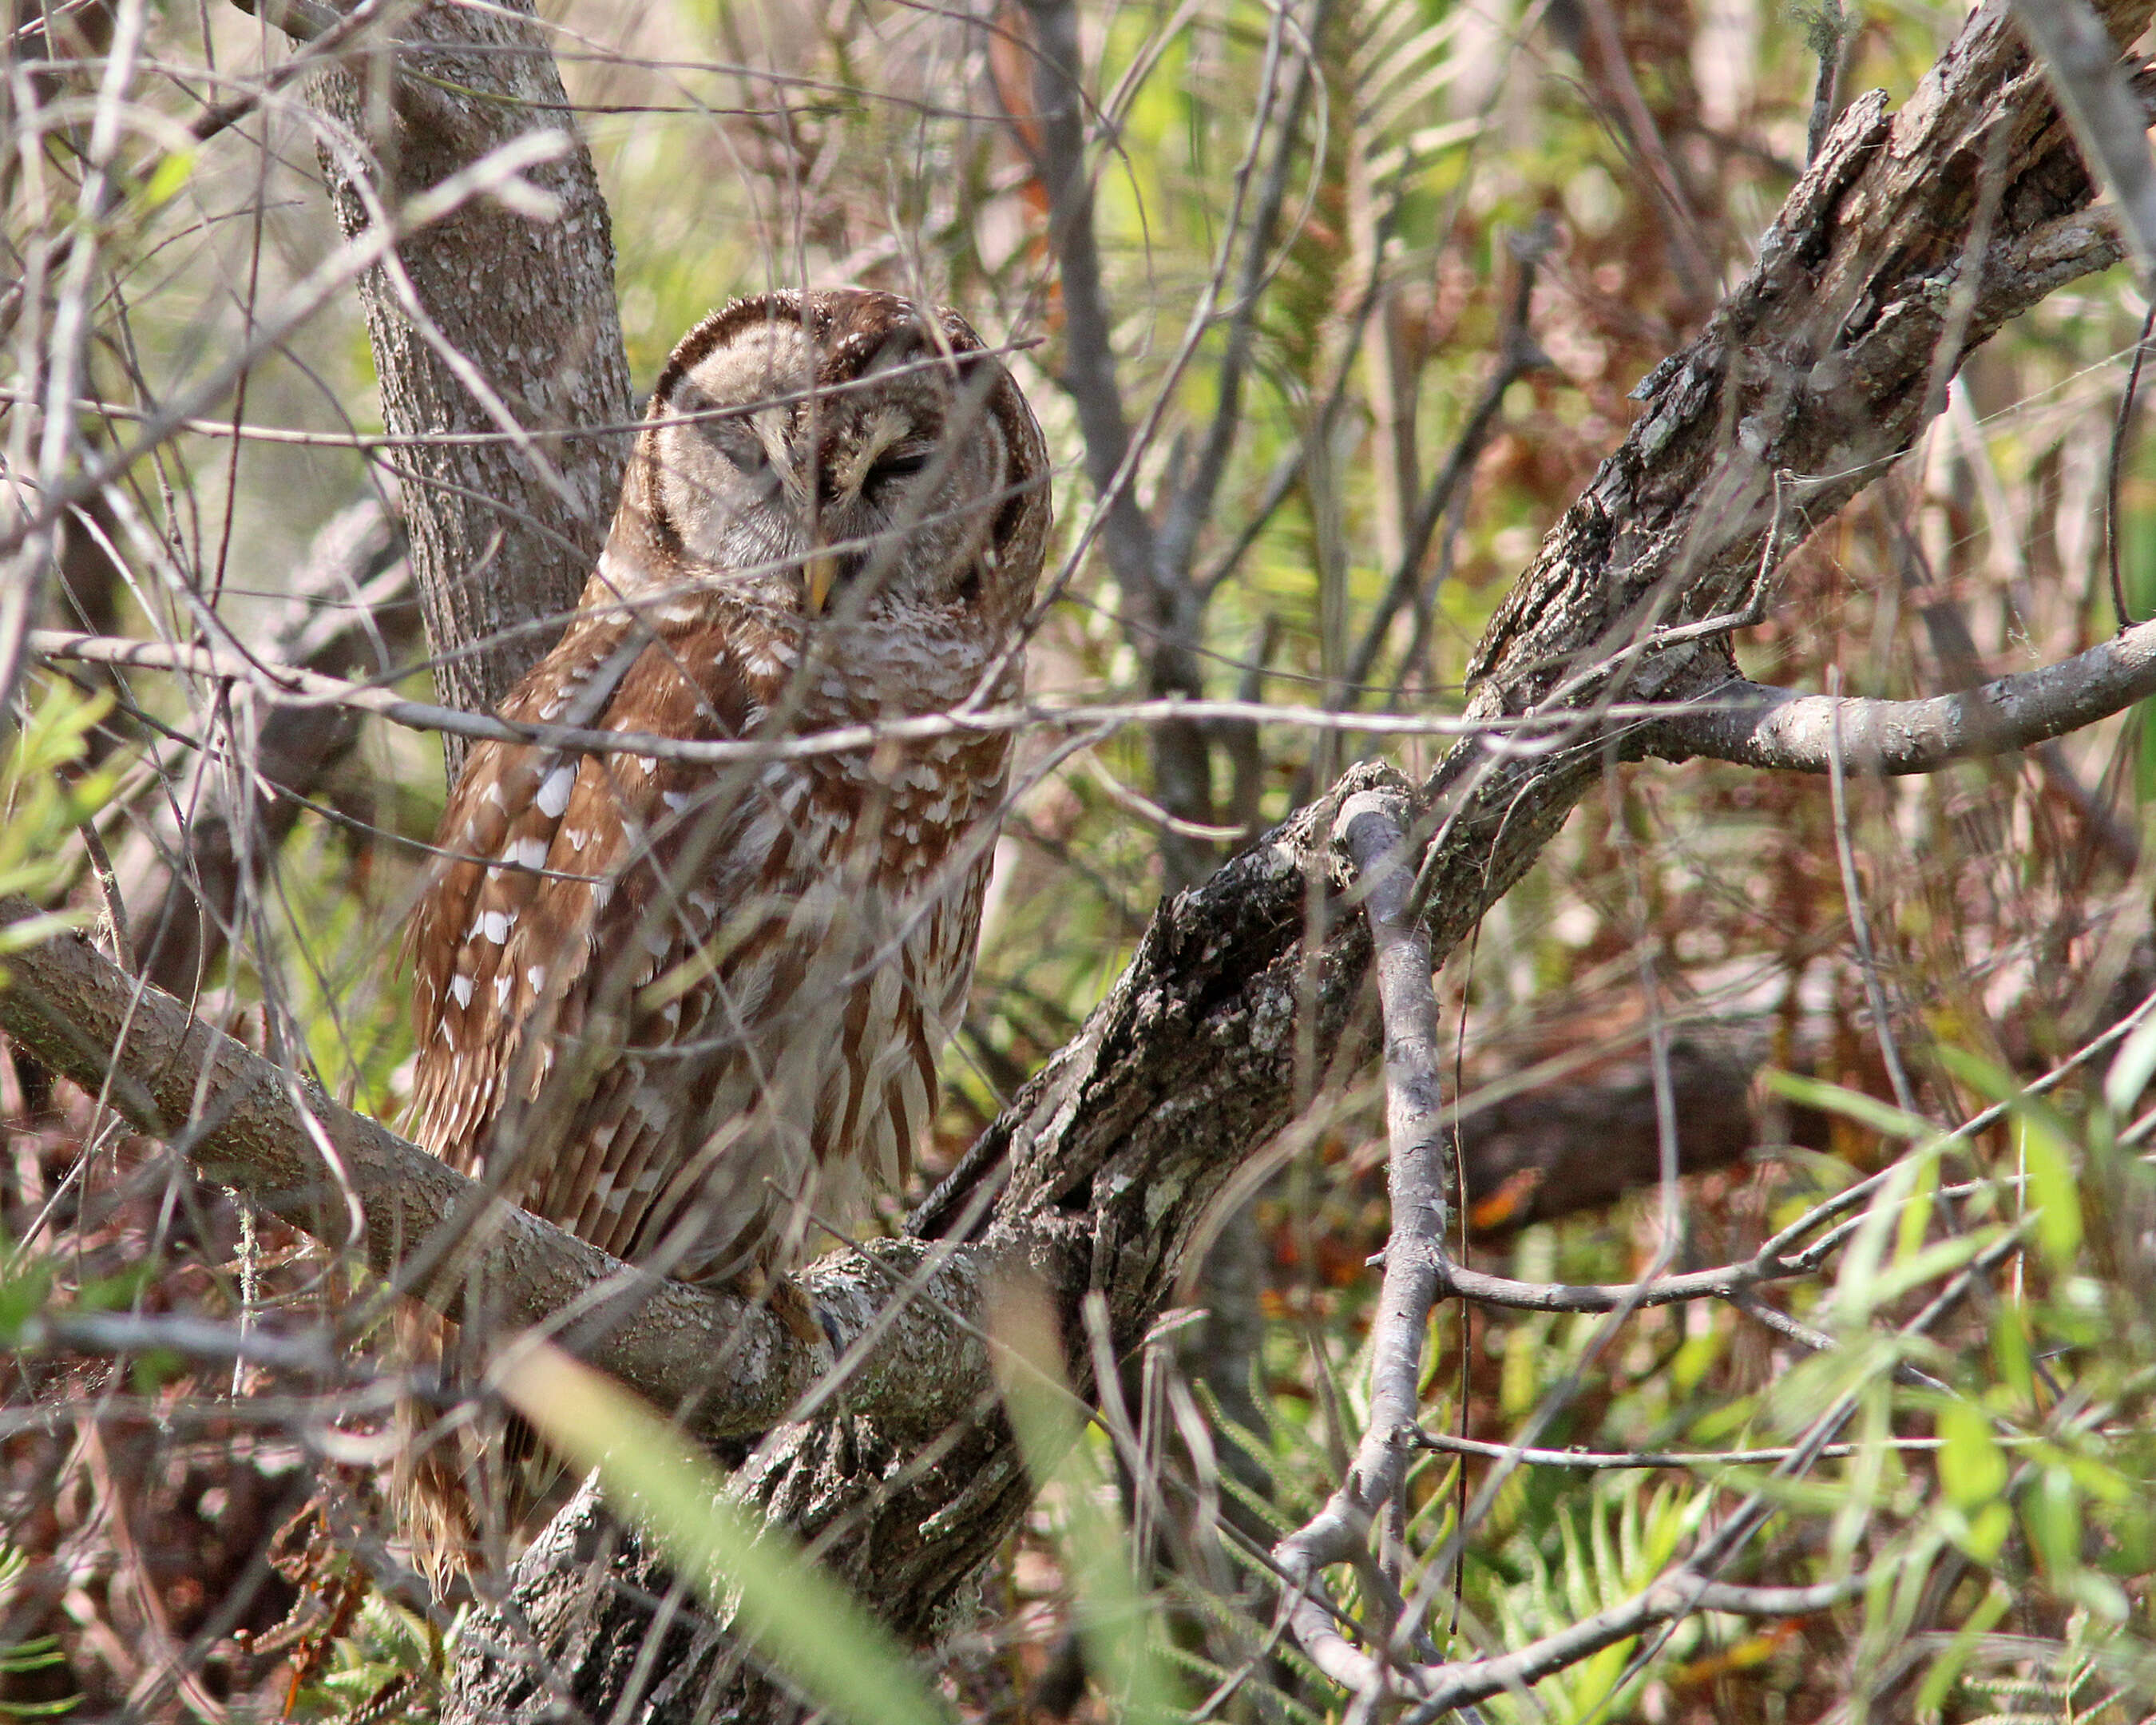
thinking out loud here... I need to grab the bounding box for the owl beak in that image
[804,549,838,617]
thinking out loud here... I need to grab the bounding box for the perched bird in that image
[394,288,1050,1587]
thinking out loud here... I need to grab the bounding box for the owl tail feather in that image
[392,1303,480,1600]
[393,1302,565,1598]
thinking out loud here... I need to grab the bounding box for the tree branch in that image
[1392,1569,1868,1719]
[28,629,1506,763]
[1404,1430,1932,1470]
[1013,0,1225,880]
[1274,788,1456,1695]
[1411,2,2138,996]
[0,894,987,1443]
[1649,613,2156,772]
[1154,0,1331,587]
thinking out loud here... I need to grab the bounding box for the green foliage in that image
[0,688,118,969]
[503,1343,953,1725]
[281,1590,439,1725]
[1486,1479,1703,1725]
[0,1549,75,1719]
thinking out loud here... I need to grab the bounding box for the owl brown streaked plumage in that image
[394,288,1050,1587]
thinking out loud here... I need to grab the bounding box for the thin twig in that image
[2107,294,2155,629]
[1155,0,1334,588]
[73,810,133,974]
[1342,221,1556,703]
[1826,667,1919,1112]
[1079,748,1249,842]
[1801,0,1845,165]
[0,131,576,569]
[1405,1429,1944,1469]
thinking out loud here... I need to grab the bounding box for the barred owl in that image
[395,289,1049,1585]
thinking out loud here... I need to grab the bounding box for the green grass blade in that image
[501,1341,949,1725]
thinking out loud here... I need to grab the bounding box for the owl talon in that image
[765,1276,829,1351]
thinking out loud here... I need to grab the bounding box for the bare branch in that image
[1274,787,1455,1696]
[1155,0,1332,585]
[1390,1569,1866,1719]
[0,133,583,570]
[1414,3,2138,986]
[29,629,1523,763]
[1405,1430,1942,1470]
[1575,0,1716,305]
[1441,1259,1789,1314]
[0,896,988,1443]
[1651,613,2156,773]
[1012,0,1155,597]
[1012,0,1228,878]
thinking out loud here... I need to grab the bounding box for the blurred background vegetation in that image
[5,0,2156,1720]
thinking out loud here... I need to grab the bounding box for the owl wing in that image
[495,633,805,1275]
[410,605,1016,1286]
[406,607,764,1219]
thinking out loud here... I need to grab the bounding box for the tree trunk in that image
[305,0,633,770]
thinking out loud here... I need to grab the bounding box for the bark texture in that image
[307,0,634,763]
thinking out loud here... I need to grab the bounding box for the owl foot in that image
[771,1278,828,1350]
[737,1270,830,1352]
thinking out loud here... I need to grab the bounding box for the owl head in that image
[607,288,1051,636]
